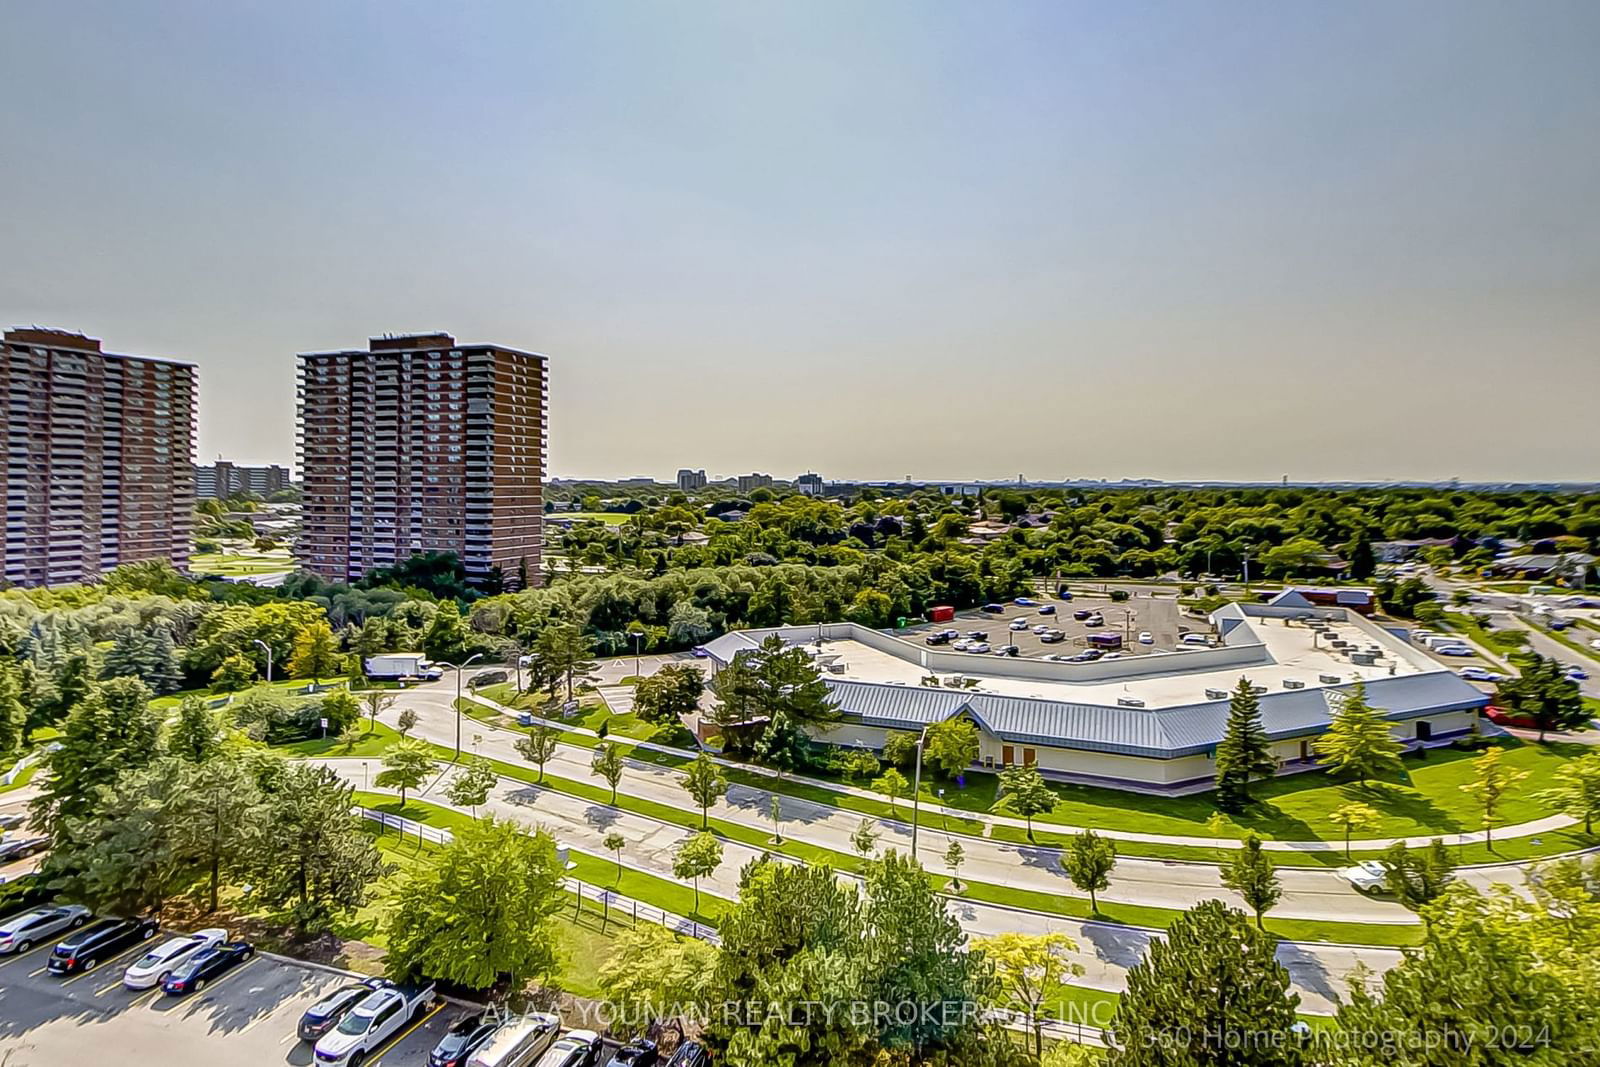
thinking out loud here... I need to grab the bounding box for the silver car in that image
[0,904,92,954]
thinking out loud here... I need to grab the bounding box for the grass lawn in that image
[1442,612,1527,654]
[281,720,404,758]
[152,677,344,710]
[561,512,633,525]
[188,550,295,577]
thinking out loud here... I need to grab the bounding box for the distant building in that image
[677,468,708,492]
[1267,587,1376,615]
[1,327,196,586]
[297,333,545,587]
[736,473,773,494]
[195,461,292,499]
[1373,538,1455,563]
[797,472,825,496]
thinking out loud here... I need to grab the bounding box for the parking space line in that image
[177,955,261,1012]
[58,942,152,987]
[0,934,70,970]
[367,1002,444,1066]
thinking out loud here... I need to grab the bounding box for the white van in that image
[468,1013,562,1067]
[1180,633,1210,647]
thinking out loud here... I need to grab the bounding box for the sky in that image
[2,1,1597,483]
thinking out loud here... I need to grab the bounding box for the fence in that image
[355,807,721,946]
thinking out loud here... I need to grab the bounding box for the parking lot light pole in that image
[439,653,483,760]
[252,639,273,684]
[630,631,643,678]
[911,724,931,857]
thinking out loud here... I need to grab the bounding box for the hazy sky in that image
[3,2,1597,483]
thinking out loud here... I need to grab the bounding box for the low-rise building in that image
[699,602,1485,791]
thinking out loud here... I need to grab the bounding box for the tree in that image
[1108,900,1305,1066]
[1538,751,1600,835]
[976,931,1083,1058]
[591,741,625,804]
[632,664,704,727]
[925,718,980,778]
[604,830,626,884]
[42,760,190,917]
[673,831,723,915]
[319,689,361,734]
[1063,830,1117,915]
[1313,681,1404,786]
[287,620,342,684]
[375,738,436,809]
[1497,652,1587,741]
[1460,746,1528,851]
[1345,532,1376,580]
[167,753,263,913]
[769,793,783,844]
[362,690,395,733]
[386,816,565,990]
[0,664,21,760]
[210,651,257,692]
[873,767,909,814]
[598,924,717,1043]
[165,697,222,764]
[396,707,418,737]
[443,756,497,817]
[1382,839,1455,910]
[420,601,471,664]
[992,765,1058,841]
[1220,832,1282,930]
[101,626,183,694]
[250,764,387,931]
[681,751,728,829]
[881,729,920,769]
[1329,801,1382,857]
[516,722,561,783]
[535,623,597,702]
[1213,677,1277,812]
[852,818,880,860]
[31,677,162,837]
[944,838,965,891]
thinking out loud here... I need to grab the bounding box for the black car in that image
[0,835,49,862]
[428,1011,499,1067]
[966,630,988,641]
[667,1042,712,1067]
[923,632,951,646]
[1072,609,1092,620]
[1038,604,1056,615]
[47,916,158,975]
[608,1040,660,1067]
[980,603,1004,614]
[161,940,253,995]
[299,978,393,1042]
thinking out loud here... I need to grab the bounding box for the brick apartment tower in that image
[296,333,545,587]
[1,328,197,587]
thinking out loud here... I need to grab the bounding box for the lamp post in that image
[252,639,273,684]
[438,653,483,760]
[910,724,931,857]
[630,630,644,679]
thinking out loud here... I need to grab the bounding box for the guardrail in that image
[355,807,722,946]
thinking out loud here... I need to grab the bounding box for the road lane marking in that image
[367,1002,444,1066]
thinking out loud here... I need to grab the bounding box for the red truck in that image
[928,605,956,623]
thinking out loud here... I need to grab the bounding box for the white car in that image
[1589,638,1600,652]
[1137,631,1154,644]
[536,1029,603,1067]
[1458,667,1504,682]
[1032,625,1050,635]
[1435,645,1474,657]
[1009,620,1029,631]
[952,640,971,651]
[123,928,227,989]
[1341,860,1389,893]
[968,643,991,654]
[469,1013,561,1067]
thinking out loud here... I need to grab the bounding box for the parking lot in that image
[900,593,1208,661]
[0,920,478,1067]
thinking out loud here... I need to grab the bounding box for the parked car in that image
[536,1030,605,1067]
[967,643,991,654]
[993,645,1019,657]
[313,981,437,1065]
[925,631,953,645]
[1137,631,1154,644]
[607,1040,660,1067]
[1039,631,1065,643]
[1056,587,1074,601]
[1031,624,1049,635]
[1069,650,1103,662]
[1340,860,1389,894]
[1038,604,1056,615]
[1083,616,1105,628]
[1014,597,1036,607]
[1072,609,1092,621]
[47,916,159,975]
[1568,667,1590,681]
[951,640,971,652]
[690,647,710,658]
[667,1042,713,1067]
[429,1012,501,1067]
[1009,620,1030,631]
[161,940,254,996]
[0,904,90,955]
[1457,667,1504,682]
[0,835,49,863]
[980,603,1005,614]
[123,928,227,990]
[299,979,394,1043]
[1180,633,1211,646]
[967,631,989,641]
[1435,645,1474,657]
[466,1012,560,1067]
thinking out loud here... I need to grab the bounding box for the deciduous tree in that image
[591,741,625,804]
[925,718,980,778]
[1220,832,1282,930]
[375,738,436,809]
[976,931,1083,1058]
[681,751,728,828]
[515,722,561,783]
[1063,830,1117,915]
[443,756,497,817]
[673,831,723,915]
[992,765,1058,841]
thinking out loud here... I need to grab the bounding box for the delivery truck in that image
[364,653,443,681]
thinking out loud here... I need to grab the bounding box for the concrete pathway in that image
[324,758,1394,1015]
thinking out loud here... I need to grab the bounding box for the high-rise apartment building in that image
[296,333,546,587]
[736,472,773,494]
[1,327,197,587]
[195,460,292,499]
[677,468,707,491]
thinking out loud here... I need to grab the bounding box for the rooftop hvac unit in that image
[1319,674,1341,684]
[1350,651,1378,666]
[1117,697,1147,708]
[1205,688,1229,700]
[1283,679,1306,689]
[1250,685,1269,696]
[826,662,847,674]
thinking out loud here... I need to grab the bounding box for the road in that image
[329,757,1399,1014]
[379,685,1435,925]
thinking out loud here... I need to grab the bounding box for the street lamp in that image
[252,639,273,684]
[910,724,932,857]
[436,653,483,760]
[629,630,644,679]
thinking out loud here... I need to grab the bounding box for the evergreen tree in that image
[101,626,183,694]
[1108,900,1306,1066]
[30,676,162,836]
[535,623,597,702]
[0,662,25,759]
[1496,652,1587,741]
[1214,677,1277,812]
[1220,832,1282,930]
[1313,681,1404,786]
[250,763,388,931]
[167,696,222,763]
